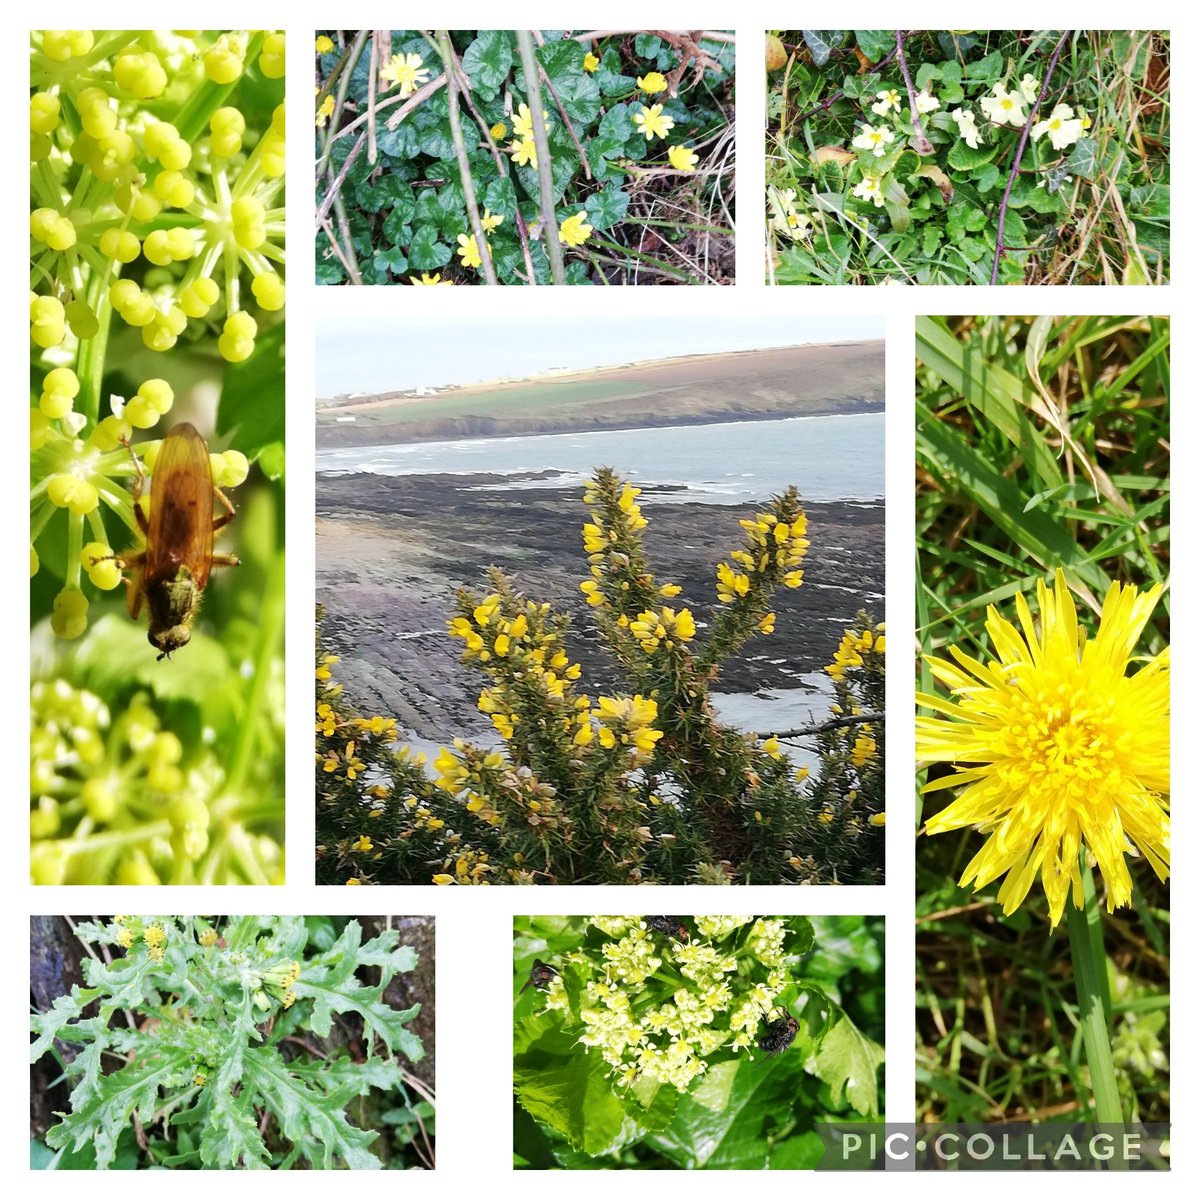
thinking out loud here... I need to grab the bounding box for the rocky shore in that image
[316,470,884,745]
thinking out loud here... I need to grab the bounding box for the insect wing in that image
[147,423,215,588]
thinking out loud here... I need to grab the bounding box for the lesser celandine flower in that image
[633,103,674,141]
[379,51,429,97]
[637,71,668,94]
[667,144,699,171]
[558,210,593,247]
[917,570,1169,927]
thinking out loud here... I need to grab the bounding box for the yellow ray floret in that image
[917,569,1169,927]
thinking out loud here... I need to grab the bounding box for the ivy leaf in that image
[294,920,424,1062]
[1067,136,1099,180]
[939,32,981,60]
[801,31,847,69]
[408,224,452,270]
[584,183,629,230]
[461,30,512,99]
[854,30,892,63]
[807,1008,884,1117]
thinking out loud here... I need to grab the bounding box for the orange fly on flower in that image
[917,569,1169,927]
[119,423,240,660]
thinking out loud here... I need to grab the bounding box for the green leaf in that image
[598,102,634,145]
[801,30,847,69]
[293,921,425,1062]
[808,1008,884,1117]
[408,224,452,270]
[484,174,518,219]
[854,30,892,62]
[47,1046,192,1170]
[1067,136,1099,180]
[947,137,1000,171]
[513,1014,626,1155]
[583,183,629,230]
[371,244,408,280]
[217,322,285,464]
[461,30,512,99]
[354,175,415,217]
[240,1046,383,1169]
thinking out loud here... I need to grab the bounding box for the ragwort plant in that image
[513,916,883,1167]
[30,30,287,884]
[316,468,884,886]
[31,916,426,1170]
[316,30,735,285]
[767,30,1169,284]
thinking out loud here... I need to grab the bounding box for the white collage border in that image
[9,5,1192,1193]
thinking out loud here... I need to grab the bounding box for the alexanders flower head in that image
[917,569,1169,928]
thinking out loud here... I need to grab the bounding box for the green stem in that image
[1065,853,1126,1138]
[515,30,566,285]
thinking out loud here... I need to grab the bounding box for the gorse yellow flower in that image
[917,570,1170,927]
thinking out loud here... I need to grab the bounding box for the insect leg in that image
[212,484,237,533]
[210,552,241,572]
[120,437,151,535]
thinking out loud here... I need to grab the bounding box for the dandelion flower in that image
[917,569,1169,927]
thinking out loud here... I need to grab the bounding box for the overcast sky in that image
[316,313,883,395]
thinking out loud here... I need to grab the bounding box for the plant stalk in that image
[515,30,566,285]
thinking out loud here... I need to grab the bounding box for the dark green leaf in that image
[584,183,629,230]
[461,30,513,98]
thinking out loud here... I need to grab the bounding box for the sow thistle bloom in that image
[917,570,1170,927]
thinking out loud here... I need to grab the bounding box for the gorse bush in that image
[29,29,287,884]
[316,468,884,885]
[767,30,1169,284]
[316,30,735,284]
[513,915,883,1168]
[31,916,426,1170]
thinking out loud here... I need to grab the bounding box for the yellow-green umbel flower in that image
[29,30,285,365]
[917,569,1170,927]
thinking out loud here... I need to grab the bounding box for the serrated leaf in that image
[241,1047,382,1169]
[807,1008,884,1117]
[47,1046,192,1170]
[294,921,424,1062]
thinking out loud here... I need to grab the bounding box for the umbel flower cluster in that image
[31,679,285,885]
[316,468,885,886]
[541,917,799,1093]
[29,30,283,640]
[31,30,285,363]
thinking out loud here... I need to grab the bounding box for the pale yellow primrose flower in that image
[1031,102,1086,151]
[851,124,896,157]
[980,83,1027,128]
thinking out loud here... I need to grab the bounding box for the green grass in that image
[915,315,1170,1124]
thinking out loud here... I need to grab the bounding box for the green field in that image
[327,378,660,424]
